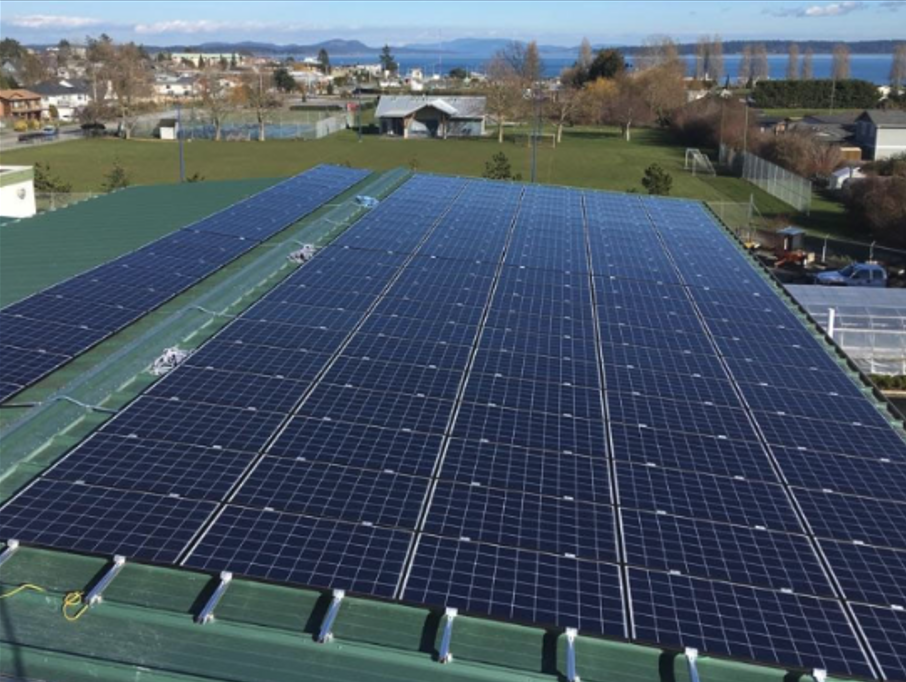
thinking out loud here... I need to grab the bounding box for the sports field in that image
[0,125,851,238]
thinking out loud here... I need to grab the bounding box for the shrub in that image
[483,152,522,181]
[101,160,131,192]
[843,176,906,248]
[642,163,673,195]
[752,79,879,109]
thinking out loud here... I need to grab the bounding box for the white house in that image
[0,166,37,219]
[31,79,91,121]
[153,74,198,101]
[855,110,906,161]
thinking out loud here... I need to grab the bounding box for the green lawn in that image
[0,125,857,239]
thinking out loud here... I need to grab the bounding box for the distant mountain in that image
[149,39,442,56]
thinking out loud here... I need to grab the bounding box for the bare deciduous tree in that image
[578,37,594,72]
[738,45,753,85]
[752,44,769,83]
[198,68,233,141]
[238,70,281,142]
[107,43,153,139]
[802,48,815,80]
[890,43,906,89]
[547,77,580,143]
[637,37,685,124]
[601,75,652,142]
[832,44,851,80]
[787,43,800,80]
[485,53,521,143]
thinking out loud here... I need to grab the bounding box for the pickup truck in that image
[815,263,888,287]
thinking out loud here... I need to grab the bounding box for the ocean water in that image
[328,53,895,85]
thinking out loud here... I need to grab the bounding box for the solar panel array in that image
[0,165,369,403]
[2,174,906,681]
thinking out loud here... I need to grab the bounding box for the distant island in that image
[24,37,904,59]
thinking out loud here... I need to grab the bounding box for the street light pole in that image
[177,101,185,183]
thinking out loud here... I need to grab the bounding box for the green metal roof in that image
[0,178,279,308]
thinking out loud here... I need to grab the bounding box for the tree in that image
[483,151,521,181]
[522,41,543,84]
[78,100,114,127]
[198,68,233,141]
[588,49,626,82]
[890,44,906,90]
[636,37,685,125]
[738,45,753,86]
[601,74,652,141]
[449,67,468,79]
[709,35,724,83]
[198,55,206,69]
[237,71,281,141]
[219,56,229,71]
[318,48,331,74]
[107,42,153,139]
[844,176,906,247]
[33,162,72,193]
[20,52,48,86]
[101,160,130,192]
[752,44,769,83]
[548,79,580,143]
[787,43,800,80]
[642,163,673,195]
[48,104,59,120]
[832,44,851,80]
[578,38,594,72]
[57,39,71,68]
[273,67,296,92]
[380,44,397,74]
[230,53,238,70]
[485,52,520,143]
[802,48,815,80]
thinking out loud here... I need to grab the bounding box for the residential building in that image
[375,95,486,138]
[153,74,198,101]
[0,89,42,120]
[31,79,92,121]
[171,53,241,68]
[855,110,906,161]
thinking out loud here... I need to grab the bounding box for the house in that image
[854,110,906,161]
[0,89,42,120]
[31,79,91,121]
[153,74,197,101]
[375,95,486,139]
[170,53,240,68]
[827,165,865,190]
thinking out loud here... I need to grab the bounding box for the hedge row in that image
[752,79,880,109]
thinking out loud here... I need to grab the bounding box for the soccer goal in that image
[685,148,716,176]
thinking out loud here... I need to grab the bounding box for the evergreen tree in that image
[641,164,673,195]
[380,44,397,73]
[102,160,130,192]
[483,152,522,181]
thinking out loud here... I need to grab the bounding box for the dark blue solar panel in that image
[629,570,875,680]
[622,509,835,597]
[44,433,254,500]
[233,458,428,528]
[821,540,906,608]
[404,536,626,636]
[182,507,410,598]
[773,446,906,499]
[850,604,906,682]
[212,320,348,354]
[321,356,462,401]
[795,489,906,549]
[0,479,216,563]
[186,341,330,382]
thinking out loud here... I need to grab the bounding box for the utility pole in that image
[530,86,544,184]
[829,70,837,114]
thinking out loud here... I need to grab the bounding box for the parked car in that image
[815,263,888,287]
[42,126,58,137]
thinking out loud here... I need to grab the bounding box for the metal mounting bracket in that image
[812,669,827,682]
[685,647,702,682]
[438,607,458,663]
[317,589,345,643]
[195,571,233,624]
[566,628,580,682]
[0,539,20,568]
[85,555,127,606]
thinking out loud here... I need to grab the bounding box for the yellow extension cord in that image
[0,583,89,622]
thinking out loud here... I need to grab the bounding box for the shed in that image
[375,95,486,138]
[155,117,179,140]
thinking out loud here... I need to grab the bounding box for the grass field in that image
[0,125,856,238]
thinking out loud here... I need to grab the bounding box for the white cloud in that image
[766,1,868,17]
[134,19,318,35]
[5,14,104,30]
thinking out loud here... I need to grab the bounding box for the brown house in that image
[0,89,43,120]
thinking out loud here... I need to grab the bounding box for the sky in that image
[1,0,904,47]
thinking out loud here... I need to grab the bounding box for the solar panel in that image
[0,479,216,563]
[233,458,429,528]
[850,604,906,682]
[403,536,625,635]
[0,165,369,402]
[622,509,835,597]
[5,177,906,679]
[182,507,411,598]
[629,570,875,679]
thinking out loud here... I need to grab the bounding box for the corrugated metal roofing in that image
[376,95,487,119]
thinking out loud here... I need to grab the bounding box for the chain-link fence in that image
[35,192,102,213]
[741,151,813,214]
[131,108,349,141]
